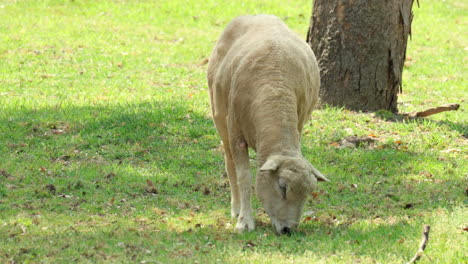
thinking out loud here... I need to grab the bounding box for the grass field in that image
[0,0,466,263]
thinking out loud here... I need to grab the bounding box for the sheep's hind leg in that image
[213,121,240,220]
[222,142,240,219]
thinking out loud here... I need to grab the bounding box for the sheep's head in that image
[256,155,329,235]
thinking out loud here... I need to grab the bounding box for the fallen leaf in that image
[404,203,414,209]
[245,241,256,248]
[303,210,315,216]
[51,129,65,135]
[105,172,116,180]
[146,179,155,187]
[5,184,17,189]
[333,136,377,149]
[437,156,449,161]
[216,218,226,228]
[178,202,189,209]
[57,155,71,162]
[419,171,433,178]
[145,179,158,194]
[32,216,41,225]
[1,170,12,178]
[197,58,209,66]
[440,148,461,153]
[310,192,320,199]
[40,74,55,79]
[45,184,56,194]
[404,60,412,68]
[344,127,354,135]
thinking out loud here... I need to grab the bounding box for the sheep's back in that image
[208,15,320,143]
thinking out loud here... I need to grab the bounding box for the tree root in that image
[405,103,460,118]
[406,225,431,264]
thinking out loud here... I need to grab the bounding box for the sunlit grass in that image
[0,0,466,263]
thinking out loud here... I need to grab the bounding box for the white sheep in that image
[207,15,329,234]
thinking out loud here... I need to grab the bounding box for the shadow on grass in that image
[0,99,227,214]
[1,99,220,176]
[1,101,465,262]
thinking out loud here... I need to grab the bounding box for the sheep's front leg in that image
[230,138,254,232]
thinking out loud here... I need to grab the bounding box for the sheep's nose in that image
[281,227,291,235]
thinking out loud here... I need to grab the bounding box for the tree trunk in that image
[307,0,416,112]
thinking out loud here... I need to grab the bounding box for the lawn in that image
[0,0,466,263]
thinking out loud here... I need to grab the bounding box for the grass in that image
[0,0,466,263]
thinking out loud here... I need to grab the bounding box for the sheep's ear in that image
[311,166,330,182]
[316,174,330,182]
[260,159,280,172]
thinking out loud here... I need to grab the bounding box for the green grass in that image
[0,0,466,263]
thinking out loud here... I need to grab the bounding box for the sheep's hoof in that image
[235,216,255,232]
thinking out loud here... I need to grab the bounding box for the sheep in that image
[207,15,329,235]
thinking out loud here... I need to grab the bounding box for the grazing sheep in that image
[207,15,329,234]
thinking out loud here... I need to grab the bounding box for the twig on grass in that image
[406,103,460,118]
[406,225,431,264]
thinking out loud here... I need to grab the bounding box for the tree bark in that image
[307,0,416,112]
